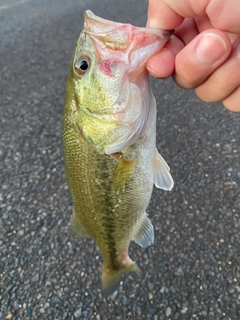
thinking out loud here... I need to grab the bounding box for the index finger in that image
[147,0,240,33]
[147,0,184,29]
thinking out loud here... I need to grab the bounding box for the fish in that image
[62,10,174,295]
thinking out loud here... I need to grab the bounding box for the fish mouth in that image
[85,26,173,52]
[84,10,173,57]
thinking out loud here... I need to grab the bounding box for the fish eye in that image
[74,56,91,75]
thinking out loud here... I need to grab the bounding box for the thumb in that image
[174,30,232,89]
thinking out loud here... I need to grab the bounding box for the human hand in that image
[147,0,240,112]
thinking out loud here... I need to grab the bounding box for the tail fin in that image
[102,262,141,296]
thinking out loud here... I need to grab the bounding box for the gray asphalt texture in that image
[1,0,240,319]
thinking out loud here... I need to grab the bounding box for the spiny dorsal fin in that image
[70,208,90,238]
[153,149,174,191]
[133,212,154,248]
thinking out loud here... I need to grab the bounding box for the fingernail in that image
[235,39,240,59]
[196,33,227,64]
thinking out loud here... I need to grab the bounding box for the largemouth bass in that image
[62,10,174,295]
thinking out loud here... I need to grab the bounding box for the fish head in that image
[70,10,172,154]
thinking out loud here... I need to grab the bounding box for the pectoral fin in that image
[153,149,174,191]
[133,212,154,248]
[70,208,90,238]
[112,157,136,193]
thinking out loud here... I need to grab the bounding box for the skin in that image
[147,0,240,112]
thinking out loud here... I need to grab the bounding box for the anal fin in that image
[133,212,154,248]
[153,149,174,191]
[70,208,90,238]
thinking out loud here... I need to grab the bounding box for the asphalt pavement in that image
[1,0,240,319]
